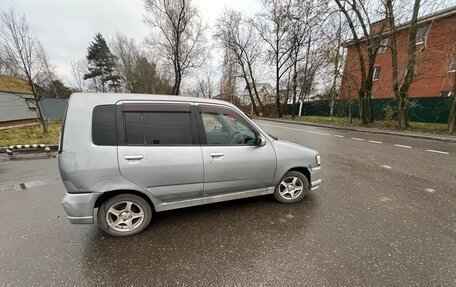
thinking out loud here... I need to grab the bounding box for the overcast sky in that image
[0,0,262,85]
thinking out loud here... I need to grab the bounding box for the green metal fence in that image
[281,96,454,124]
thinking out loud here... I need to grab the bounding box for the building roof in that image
[244,83,273,91]
[343,5,456,47]
[0,75,33,95]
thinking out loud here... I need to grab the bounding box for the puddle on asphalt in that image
[0,180,47,192]
[0,153,56,162]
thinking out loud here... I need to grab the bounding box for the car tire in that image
[97,194,152,237]
[274,171,309,204]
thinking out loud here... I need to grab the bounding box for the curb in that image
[254,117,456,143]
[1,144,58,154]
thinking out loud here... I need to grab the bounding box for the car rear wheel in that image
[274,171,309,203]
[97,194,152,237]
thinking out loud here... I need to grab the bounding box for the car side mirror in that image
[256,134,267,147]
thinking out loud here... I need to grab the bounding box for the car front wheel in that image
[274,171,309,203]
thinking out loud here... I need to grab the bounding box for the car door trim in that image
[154,186,275,212]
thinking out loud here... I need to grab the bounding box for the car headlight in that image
[316,154,321,166]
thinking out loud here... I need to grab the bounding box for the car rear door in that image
[197,104,277,196]
[117,101,203,202]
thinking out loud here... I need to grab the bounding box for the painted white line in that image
[394,144,412,149]
[381,165,392,169]
[426,149,449,155]
[333,135,344,138]
[425,188,436,193]
[351,137,365,141]
[368,140,383,144]
[260,123,332,136]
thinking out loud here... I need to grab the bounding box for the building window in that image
[449,57,456,72]
[373,67,381,81]
[378,38,388,53]
[415,27,428,45]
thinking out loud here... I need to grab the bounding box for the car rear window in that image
[92,105,117,146]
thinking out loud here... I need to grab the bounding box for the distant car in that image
[58,93,321,236]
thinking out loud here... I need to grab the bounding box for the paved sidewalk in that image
[254,117,456,143]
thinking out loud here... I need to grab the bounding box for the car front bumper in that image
[62,192,100,224]
[309,166,322,190]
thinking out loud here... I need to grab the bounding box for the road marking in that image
[368,140,383,144]
[425,188,436,193]
[381,165,392,169]
[333,135,344,138]
[351,137,365,141]
[426,149,449,155]
[380,196,392,202]
[259,123,332,136]
[394,144,412,149]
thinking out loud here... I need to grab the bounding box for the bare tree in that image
[110,34,140,93]
[110,33,173,94]
[196,70,217,98]
[320,11,347,119]
[70,59,88,92]
[254,0,295,117]
[219,49,238,104]
[287,0,325,118]
[384,0,423,129]
[334,0,385,125]
[144,0,208,95]
[36,43,61,98]
[0,9,47,133]
[214,9,264,115]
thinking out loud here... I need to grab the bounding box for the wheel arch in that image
[287,167,311,185]
[94,189,156,211]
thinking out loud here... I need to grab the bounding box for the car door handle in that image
[209,152,224,158]
[124,155,144,160]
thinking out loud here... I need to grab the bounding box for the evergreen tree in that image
[84,33,120,92]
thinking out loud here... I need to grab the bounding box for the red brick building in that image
[340,6,456,100]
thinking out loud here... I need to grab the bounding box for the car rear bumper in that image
[309,166,321,190]
[62,192,99,224]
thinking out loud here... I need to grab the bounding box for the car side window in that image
[124,111,193,145]
[124,112,144,145]
[201,112,256,145]
[143,112,192,145]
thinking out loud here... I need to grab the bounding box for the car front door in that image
[117,102,203,202]
[197,104,277,196]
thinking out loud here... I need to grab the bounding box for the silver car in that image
[59,93,321,236]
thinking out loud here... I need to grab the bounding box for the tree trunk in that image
[448,97,456,133]
[30,82,47,134]
[448,73,456,133]
[276,63,282,118]
[358,85,368,125]
[358,95,365,125]
[397,92,409,129]
[242,76,259,116]
[250,78,264,114]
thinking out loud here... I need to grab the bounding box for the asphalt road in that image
[0,119,455,286]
